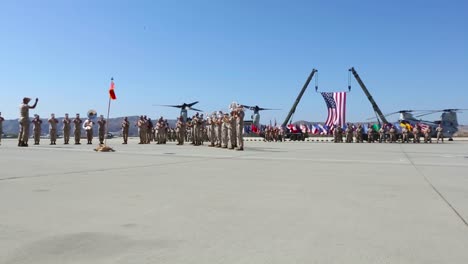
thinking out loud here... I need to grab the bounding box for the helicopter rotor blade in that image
[154,104,184,108]
[187,101,199,107]
[415,109,468,117]
[240,105,255,110]
[257,107,280,111]
[188,107,203,112]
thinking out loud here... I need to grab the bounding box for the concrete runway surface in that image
[1,138,468,264]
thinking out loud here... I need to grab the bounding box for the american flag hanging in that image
[321,92,347,128]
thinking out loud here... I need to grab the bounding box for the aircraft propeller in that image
[241,105,280,112]
[155,101,203,112]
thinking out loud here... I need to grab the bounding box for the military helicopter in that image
[156,101,202,122]
[369,109,467,140]
[349,67,466,141]
[240,104,279,129]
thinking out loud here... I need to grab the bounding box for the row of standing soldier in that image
[127,105,245,150]
[332,123,444,143]
[29,113,108,145]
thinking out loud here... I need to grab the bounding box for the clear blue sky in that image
[1,0,467,124]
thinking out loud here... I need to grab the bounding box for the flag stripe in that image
[321,92,347,128]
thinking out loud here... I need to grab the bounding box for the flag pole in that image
[96,77,115,152]
[104,95,111,146]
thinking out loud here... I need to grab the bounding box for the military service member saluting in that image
[62,113,71,144]
[121,117,130,144]
[32,114,42,145]
[73,113,82,145]
[48,113,59,145]
[98,115,106,144]
[18,97,39,147]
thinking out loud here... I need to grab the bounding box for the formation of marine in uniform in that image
[6,98,246,150]
[0,97,448,148]
[329,122,445,143]
[128,103,245,151]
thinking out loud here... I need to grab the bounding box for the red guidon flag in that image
[109,78,116,100]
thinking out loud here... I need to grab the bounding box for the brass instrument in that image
[87,109,97,121]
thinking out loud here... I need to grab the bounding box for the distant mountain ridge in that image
[1,117,467,137]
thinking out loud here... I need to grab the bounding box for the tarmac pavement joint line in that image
[399,144,468,228]
[0,148,261,183]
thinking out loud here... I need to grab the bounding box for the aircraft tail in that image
[441,111,459,135]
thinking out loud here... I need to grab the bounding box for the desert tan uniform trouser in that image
[236,120,244,149]
[19,118,30,143]
[99,129,105,143]
[122,128,129,143]
[74,128,81,143]
[229,120,237,148]
[49,129,57,143]
[87,129,93,142]
[63,127,70,143]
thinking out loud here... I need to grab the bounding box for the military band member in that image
[164,119,170,144]
[32,114,42,145]
[121,117,130,144]
[0,112,4,145]
[197,115,204,145]
[73,113,82,145]
[83,118,94,144]
[18,97,39,147]
[221,113,229,148]
[192,113,200,145]
[155,117,164,144]
[97,115,106,144]
[229,112,237,149]
[216,112,223,147]
[436,124,444,143]
[147,118,153,143]
[48,113,59,145]
[137,115,147,144]
[208,113,216,147]
[235,105,245,150]
[175,116,185,145]
[62,113,71,144]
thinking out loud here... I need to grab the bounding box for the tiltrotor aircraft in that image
[240,104,279,128]
[157,101,202,122]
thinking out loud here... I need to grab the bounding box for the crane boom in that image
[349,67,388,124]
[282,69,317,127]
